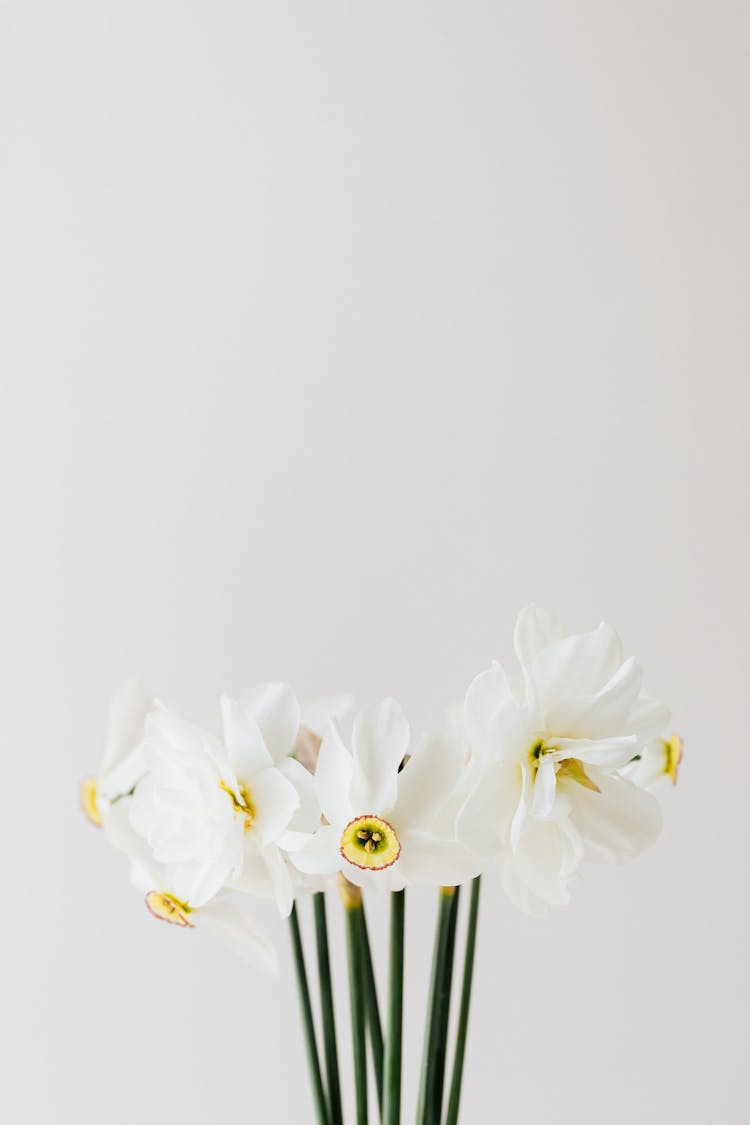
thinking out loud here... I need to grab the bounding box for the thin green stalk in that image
[289,903,330,1125]
[416,886,461,1125]
[430,885,460,1121]
[445,877,482,1125]
[313,893,343,1125]
[360,900,385,1110]
[341,879,369,1125]
[383,890,406,1125]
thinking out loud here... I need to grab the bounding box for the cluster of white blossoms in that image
[82,606,681,972]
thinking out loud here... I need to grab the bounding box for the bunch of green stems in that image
[288,875,482,1125]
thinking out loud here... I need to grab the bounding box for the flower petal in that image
[289,825,341,876]
[513,606,566,684]
[456,762,520,855]
[251,767,300,846]
[240,682,301,764]
[464,663,513,761]
[351,698,410,814]
[566,771,663,863]
[315,721,354,827]
[198,900,279,975]
[221,696,274,778]
[531,622,624,709]
[397,832,483,887]
[391,734,463,830]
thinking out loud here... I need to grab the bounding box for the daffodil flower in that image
[290,698,482,891]
[457,606,669,913]
[79,679,152,827]
[129,684,308,917]
[105,803,278,974]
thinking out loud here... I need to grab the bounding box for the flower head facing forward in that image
[458,606,669,913]
[289,698,481,892]
[128,684,307,917]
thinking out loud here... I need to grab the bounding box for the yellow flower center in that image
[340,815,401,871]
[220,780,256,831]
[144,891,194,927]
[79,777,104,827]
[528,741,601,792]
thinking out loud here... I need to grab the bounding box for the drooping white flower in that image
[104,802,278,974]
[290,698,482,892]
[457,606,669,914]
[79,679,152,827]
[129,684,306,917]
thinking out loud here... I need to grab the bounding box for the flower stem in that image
[416,886,461,1125]
[341,879,369,1125]
[445,877,482,1125]
[313,893,344,1125]
[289,903,330,1125]
[359,900,385,1111]
[383,890,405,1125]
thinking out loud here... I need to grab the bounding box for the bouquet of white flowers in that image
[81,606,681,1125]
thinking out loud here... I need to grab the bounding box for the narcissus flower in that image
[129,684,306,917]
[457,606,669,913]
[79,679,152,827]
[105,803,278,973]
[289,698,482,891]
[622,735,683,788]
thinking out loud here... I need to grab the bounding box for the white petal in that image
[351,698,410,814]
[566,771,663,863]
[463,663,513,760]
[198,900,279,975]
[531,622,624,709]
[302,694,354,736]
[398,832,483,887]
[262,845,295,917]
[531,757,557,818]
[289,826,341,876]
[511,819,580,905]
[552,735,638,770]
[240,682,301,764]
[282,757,323,834]
[544,658,643,740]
[456,762,519,855]
[168,856,234,908]
[251,768,300,846]
[391,734,463,830]
[102,679,153,774]
[628,696,671,741]
[315,721,354,826]
[221,696,273,778]
[513,606,566,683]
[510,760,532,851]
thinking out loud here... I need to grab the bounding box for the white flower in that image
[129,684,305,917]
[104,802,278,974]
[290,698,482,892]
[457,606,668,914]
[79,679,152,827]
[621,735,683,789]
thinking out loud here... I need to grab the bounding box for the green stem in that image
[383,890,405,1125]
[445,877,482,1125]
[360,900,385,1111]
[289,904,330,1125]
[344,891,369,1125]
[416,886,461,1125]
[431,885,460,1121]
[313,893,343,1125]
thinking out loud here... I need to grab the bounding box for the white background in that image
[2,3,748,1122]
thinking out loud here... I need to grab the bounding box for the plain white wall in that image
[2,2,748,1122]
